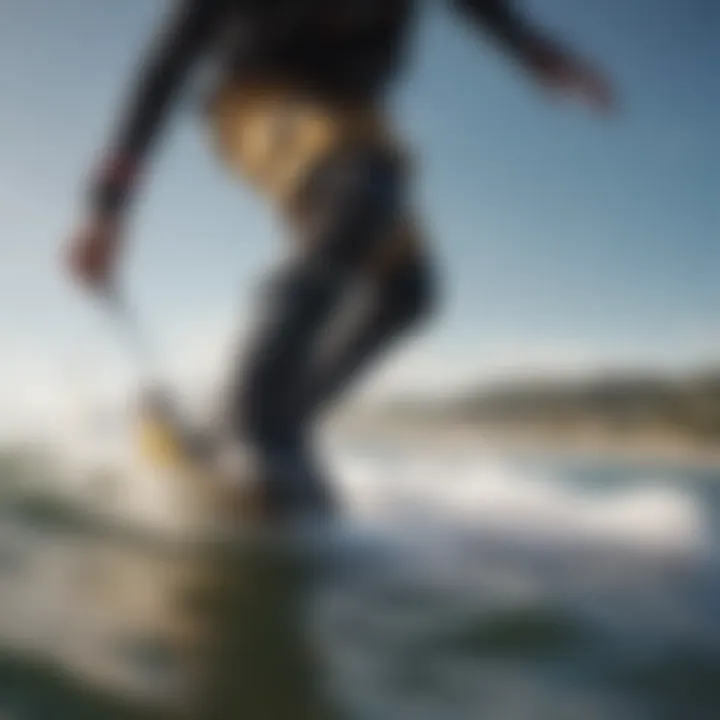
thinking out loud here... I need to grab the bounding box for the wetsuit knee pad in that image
[296,145,406,270]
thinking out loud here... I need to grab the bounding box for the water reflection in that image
[2,445,720,719]
[0,527,339,719]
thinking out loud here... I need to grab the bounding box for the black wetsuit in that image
[89,0,538,514]
[96,0,533,209]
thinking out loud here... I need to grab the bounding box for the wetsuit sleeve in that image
[449,0,536,54]
[90,0,224,216]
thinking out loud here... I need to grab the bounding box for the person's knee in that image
[383,253,437,332]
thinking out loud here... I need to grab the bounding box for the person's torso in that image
[212,0,417,100]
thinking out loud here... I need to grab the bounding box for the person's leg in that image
[230,145,411,513]
[298,249,435,426]
[260,250,435,513]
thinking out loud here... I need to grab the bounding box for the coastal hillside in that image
[384,370,720,446]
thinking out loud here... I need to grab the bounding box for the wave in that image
[0,441,713,566]
[330,446,711,558]
[1,443,720,718]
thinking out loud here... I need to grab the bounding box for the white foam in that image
[330,447,710,558]
[41,431,712,562]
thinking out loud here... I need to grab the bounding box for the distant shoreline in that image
[332,417,720,471]
[335,369,720,470]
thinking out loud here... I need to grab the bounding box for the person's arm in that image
[68,0,224,289]
[89,0,224,219]
[450,0,614,112]
[451,0,536,57]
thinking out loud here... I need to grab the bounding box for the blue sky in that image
[0,0,717,433]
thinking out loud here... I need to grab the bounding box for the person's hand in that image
[65,211,123,293]
[66,153,137,293]
[521,37,616,114]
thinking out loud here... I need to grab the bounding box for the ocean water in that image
[0,440,719,720]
